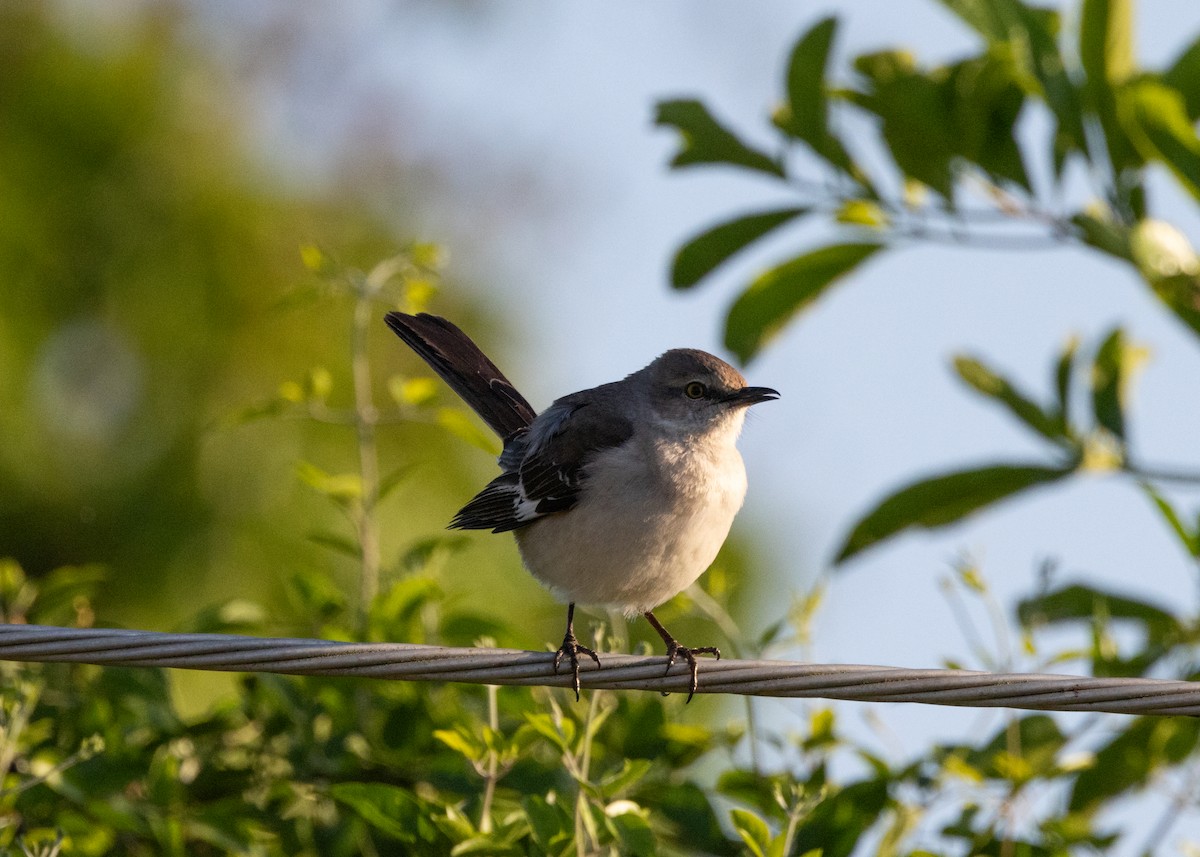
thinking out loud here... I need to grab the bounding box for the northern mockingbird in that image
[385,312,778,701]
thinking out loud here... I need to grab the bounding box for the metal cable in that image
[0,623,1195,716]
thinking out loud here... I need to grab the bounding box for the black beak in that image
[723,386,780,407]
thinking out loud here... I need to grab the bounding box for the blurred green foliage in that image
[0,3,504,626]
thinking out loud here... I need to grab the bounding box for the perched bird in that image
[385,312,778,701]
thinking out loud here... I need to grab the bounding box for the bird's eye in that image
[684,381,707,399]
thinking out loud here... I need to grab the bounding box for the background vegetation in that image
[2,1,1200,854]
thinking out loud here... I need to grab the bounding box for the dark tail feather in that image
[384,312,537,438]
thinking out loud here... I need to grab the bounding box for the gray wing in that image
[450,392,634,533]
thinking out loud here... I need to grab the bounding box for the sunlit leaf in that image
[1090,327,1126,440]
[390,375,438,406]
[776,17,859,178]
[836,464,1074,562]
[730,808,772,857]
[1165,34,1200,121]
[1080,0,1139,173]
[953,355,1065,441]
[725,242,883,363]
[655,99,784,177]
[835,199,888,227]
[1119,79,1200,202]
[670,207,808,289]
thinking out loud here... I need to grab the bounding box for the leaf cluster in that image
[658,0,1200,362]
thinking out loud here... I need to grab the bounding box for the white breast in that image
[513,418,748,615]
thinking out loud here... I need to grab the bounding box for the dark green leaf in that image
[1119,78,1200,202]
[777,18,859,177]
[968,715,1066,782]
[1090,327,1125,439]
[1080,0,1140,173]
[725,243,883,363]
[953,355,1064,441]
[330,782,421,841]
[671,207,808,289]
[1070,718,1200,813]
[938,0,1085,166]
[1017,583,1182,643]
[655,99,784,177]
[1164,35,1200,121]
[945,54,1031,190]
[606,810,657,857]
[1139,481,1200,557]
[836,464,1074,562]
[1071,212,1133,262]
[791,779,890,857]
[850,54,956,197]
[522,796,568,850]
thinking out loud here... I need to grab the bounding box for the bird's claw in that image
[663,641,721,703]
[553,633,602,701]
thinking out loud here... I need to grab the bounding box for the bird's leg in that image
[552,602,602,701]
[643,611,720,704]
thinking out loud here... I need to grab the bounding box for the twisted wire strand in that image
[0,623,1195,716]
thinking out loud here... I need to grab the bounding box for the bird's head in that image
[641,349,779,434]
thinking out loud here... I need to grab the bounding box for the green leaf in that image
[1139,481,1200,557]
[1080,0,1133,85]
[330,782,420,841]
[938,0,1085,170]
[1017,583,1183,645]
[730,808,772,857]
[598,759,653,796]
[944,53,1031,191]
[1164,35,1200,121]
[777,18,858,177]
[1119,78,1200,202]
[849,54,956,197]
[1090,327,1125,440]
[671,207,808,289]
[725,243,883,363]
[1080,0,1139,173]
[791,779,890,857]
[522,796,568,850]
[1070,718,1200,813]
[433,727,484,762]
[836,464,1074,562]
[655,99,784,177]
[605,809,656,857]
[953,355,1064,441]
[1072,211,1133,262]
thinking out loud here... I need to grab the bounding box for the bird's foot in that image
[553,632,602,701]
[663,640,721,703]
